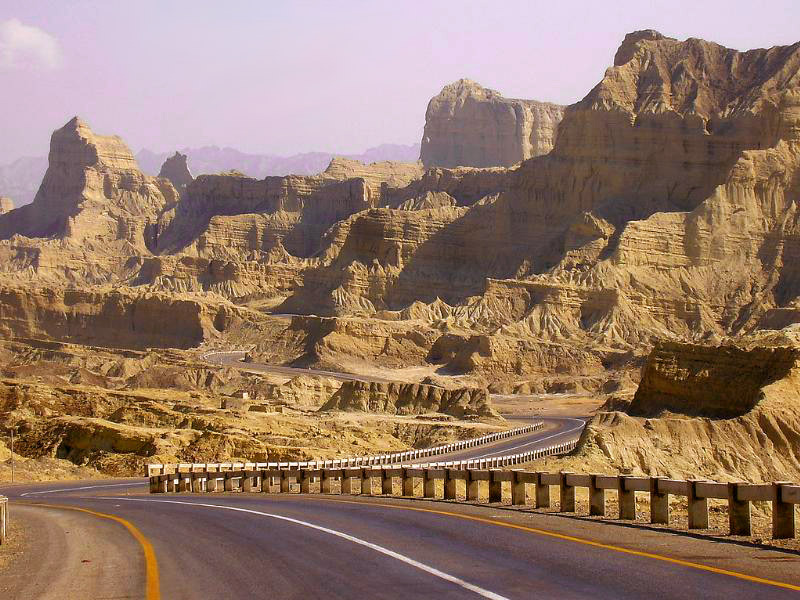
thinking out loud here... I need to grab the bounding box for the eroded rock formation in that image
[158,151,194,194]
[323,380,500,419]
[420,79,565,168]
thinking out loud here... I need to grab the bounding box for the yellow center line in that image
[296,495,800,592]
[26,502,160,600]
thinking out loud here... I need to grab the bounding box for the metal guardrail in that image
[0,495,7,545]
[147,422,548,476]
[152,467,799,540]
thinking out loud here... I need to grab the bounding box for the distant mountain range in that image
[0,143,421,207]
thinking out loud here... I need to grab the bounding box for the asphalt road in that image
[2,480,800,599]
[3,354,795,598]
[203,350,588,462]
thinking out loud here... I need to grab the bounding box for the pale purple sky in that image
[2,0,799,163]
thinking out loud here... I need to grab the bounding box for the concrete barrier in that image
[0,496,7,545]
[150,467,800,540]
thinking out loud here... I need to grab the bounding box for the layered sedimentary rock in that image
[0,285,253,350]
[158,151,194,194]
[0,117,177,249]
[420,79,565,168]
[1,31,800,385]
[549,337,800,483]
[323,380,500,419]
[629,341,800,417]
[287,30,800,358]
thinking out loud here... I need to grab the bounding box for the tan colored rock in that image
[323,380,500,419]
[0,117,177,250]
[0,197,13,214]
[158,151,194,194]
[420,79,564,168]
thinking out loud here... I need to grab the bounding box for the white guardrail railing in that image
[150,466,799,541]
[0,495,7,545]
[147,422,547,476]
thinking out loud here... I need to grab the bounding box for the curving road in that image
[202,350,587,462]
[2,480,800,599]
[3,354,798,598]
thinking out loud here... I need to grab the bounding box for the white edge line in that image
[101,496,510,600]
[20,482,146,497]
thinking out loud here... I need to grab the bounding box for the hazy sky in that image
[2,0,799,163]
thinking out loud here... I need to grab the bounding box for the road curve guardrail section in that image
[151,467,799,541]
[0,495,7,545]
[147,422,548,476]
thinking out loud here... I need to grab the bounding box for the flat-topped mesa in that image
[158,151,194,194]
[322,156,424,198]
[420,79,565,168]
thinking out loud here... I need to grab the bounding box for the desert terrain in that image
[0,28,797,497]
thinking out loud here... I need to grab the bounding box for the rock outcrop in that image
[420,79,565,168]
[0,117,177,249]
[0,285,254,350]
[158,151,193,194]
[323,380,500,419]
[548,337,800,483]
[629,341,800,417]
[0,196,13,214]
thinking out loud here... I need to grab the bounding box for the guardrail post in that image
[191,472,206,493]
[512,471,534,506]
[301,469,321,494]
[445,469,468,501]
[382,468,404,496]
[589,474,606,516]
[322,469,342,494]
[618,476,636,520]
[773,482,796,539]
[242,471,256,493]
[727,482,751,536]
[224,471,242,492]
[425,469,445,499]
[360,468,373,495]
[650,477,668,525]
[467,470,490,503]
[206,474,220,493]
[0,497,6,545]
[403,468,425,497]
[281,469,300,494]
[559,472,576,512]
[535,473,550,508]
[342,468,362,495]
[263,469,280,493]
[490,471,512,504]
[687,479,709,529]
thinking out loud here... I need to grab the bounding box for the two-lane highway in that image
[2,480,800,599]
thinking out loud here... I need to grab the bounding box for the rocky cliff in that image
[285,30,800,356]
[0,117,177,250]
[158,151,194,194]
[420,79,565,168]
[1,31,799,384]
[548,337,800,483]
[0,285,257,350]
[629,341,800,417]
[323,380,500,419]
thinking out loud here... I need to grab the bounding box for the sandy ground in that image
[491,393,606,417]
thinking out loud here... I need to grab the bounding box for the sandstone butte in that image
[420,78,566,168]
[0,29,800,485]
